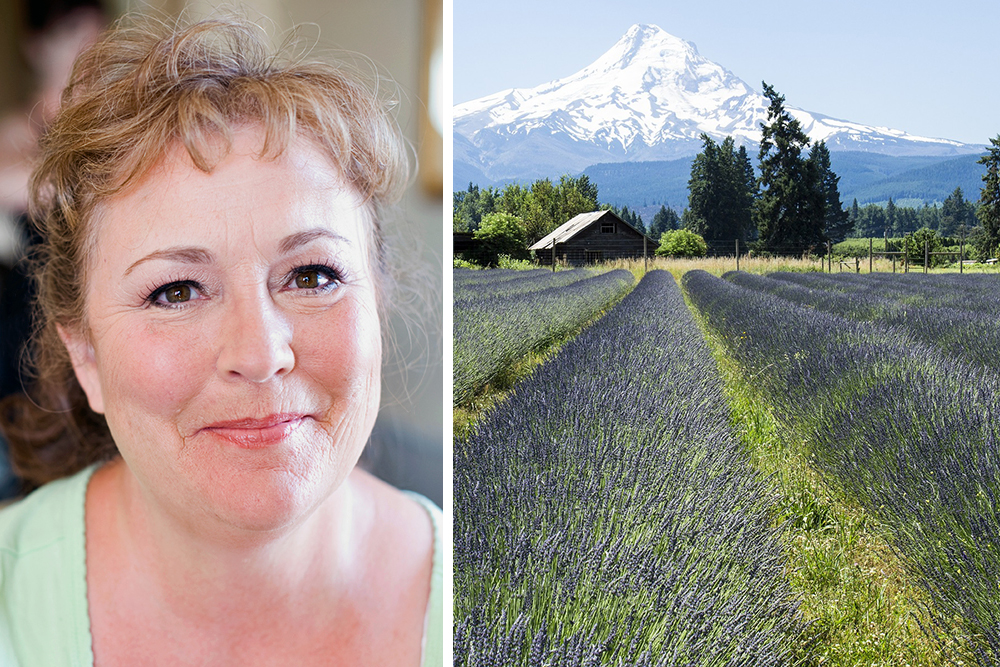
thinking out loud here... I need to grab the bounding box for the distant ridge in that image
[578,153,987,213]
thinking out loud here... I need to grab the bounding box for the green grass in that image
[692,299,973,666]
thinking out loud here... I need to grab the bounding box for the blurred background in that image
[0,0,443,504]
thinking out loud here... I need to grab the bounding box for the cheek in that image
[98,321,212,432]
[296,299,381,409]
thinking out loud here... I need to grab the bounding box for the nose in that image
[216,293,295,382]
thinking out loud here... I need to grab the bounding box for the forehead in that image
[88,130,372,262]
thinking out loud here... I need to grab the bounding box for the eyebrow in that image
[279,228,352,255]
[123,247,215,276]
[121,229,352,277]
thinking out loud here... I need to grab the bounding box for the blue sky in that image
[453,0,1000,145]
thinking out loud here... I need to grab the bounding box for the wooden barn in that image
[529,210,657,266]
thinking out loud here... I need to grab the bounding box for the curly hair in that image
[0,13,411,489]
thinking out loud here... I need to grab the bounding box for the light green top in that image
[0,465,443,666]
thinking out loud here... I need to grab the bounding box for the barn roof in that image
[529,210,633,250]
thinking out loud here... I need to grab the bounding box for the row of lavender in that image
[684,270,1000,664]
[453,268,633,405]
[454,267,596,300]
[768,271,1000,314]
[454,271,804,666]
[723,271,1000,372]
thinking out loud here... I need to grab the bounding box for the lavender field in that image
[452,267,632,405]
[454,271,803,665]
[454,267,1000,664]
[686,270,1000,664]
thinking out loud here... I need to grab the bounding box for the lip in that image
[200,413,309,449]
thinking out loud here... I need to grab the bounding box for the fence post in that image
[644,235,647,273]
[736,239,740,272]
[924,240,929,274]
[869,238,873,273]
[827,241,832,272]
[960,237,964,274]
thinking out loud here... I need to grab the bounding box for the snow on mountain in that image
[454,24,978,183]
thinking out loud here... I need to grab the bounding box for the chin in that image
[198,463,347,536]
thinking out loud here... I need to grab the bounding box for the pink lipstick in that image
[201,414,307,449]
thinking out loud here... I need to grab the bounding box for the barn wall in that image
[554,217,654,265]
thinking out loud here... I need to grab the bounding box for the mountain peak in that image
[593,23,699,73]
[454,24,979,186]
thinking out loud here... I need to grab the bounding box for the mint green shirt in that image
[0,465,443,665]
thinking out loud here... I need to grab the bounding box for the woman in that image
[0,14,441,666]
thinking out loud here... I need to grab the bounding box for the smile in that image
[200,414,309,449]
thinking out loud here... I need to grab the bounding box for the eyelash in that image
[145,279,204,309]
[144,263,346,309]
[281,263,346,294]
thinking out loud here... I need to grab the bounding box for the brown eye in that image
[149,281,202,308]
[288,265,339,291]
[165,284,192,303]
[295,270,322,289]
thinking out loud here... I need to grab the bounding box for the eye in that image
[147,280,203,308]
[286,264,342,292]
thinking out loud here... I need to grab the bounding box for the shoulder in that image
[348,468,436,569]
[399,491,443,667]
[345,469,441,663]
[0,466,96,666]
[0,468,93,556]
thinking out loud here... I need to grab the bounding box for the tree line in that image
[453,174,678,265]
[453,175,602,243]
[684,83,851,253]
[848,189,978,238]
[676,84,1000,259]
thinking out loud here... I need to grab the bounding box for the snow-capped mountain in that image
[455,24,979,185]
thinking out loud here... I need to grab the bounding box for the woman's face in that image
[62,129,381,536]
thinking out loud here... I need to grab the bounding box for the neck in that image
[88,458,366,626]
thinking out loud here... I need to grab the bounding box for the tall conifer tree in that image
[808,141,850,242]
[755,83,825,252]
[687,134,756,242]
[977,136,1000,257]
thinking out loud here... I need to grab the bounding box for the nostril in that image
[217,302,295,382]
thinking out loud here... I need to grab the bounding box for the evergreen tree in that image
[885,198,897,234]
[914,204,939,233]
[808,141,850,242]
[599,204,644,233]
[940,187,975,236]
[977,136,1000,258]
[680,207,699,231]
[687,134,756,242]
[755,83,825,252]
[649,205,680,240]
